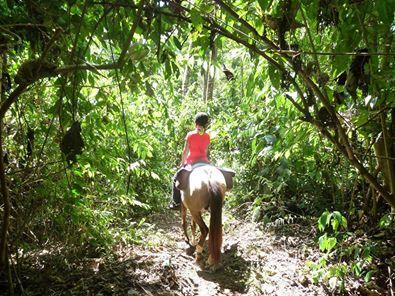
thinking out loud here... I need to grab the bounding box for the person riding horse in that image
[169,112,211,210]
[170,112,235,270]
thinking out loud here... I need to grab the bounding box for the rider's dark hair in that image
[195,112,209,128]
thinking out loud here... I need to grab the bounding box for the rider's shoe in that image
[168,201,180,210]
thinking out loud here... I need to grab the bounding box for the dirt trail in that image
[112,208,327,296]
[12,206,329,295]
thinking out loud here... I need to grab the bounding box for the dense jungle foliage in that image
[0,0,394,294]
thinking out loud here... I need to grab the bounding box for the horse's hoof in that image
[195,253,204,262]
[204,263,223,273]
[186,245,195,256]
[206,256,214,266]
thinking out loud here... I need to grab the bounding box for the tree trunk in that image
[0,55,11,271]
[372,29,395,209]
[380,113,395,195]
[206,43,217,102]
[202,36,217,102]
[202,50,209,101]
[373,133,394,194]
[181,41,193,97]
[391,108,395,198]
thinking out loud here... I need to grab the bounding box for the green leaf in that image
[267,64,280,90]
[318,210,330,232]
[164,59,172,78]
[257,0,270,11]
[331,211,347,231]
[331,218,339,232]
[190,9,203,31]
[251,137,257,153]
[376,0,394,24]
[379,213,393,228]
[327,237,337,251]
[364,270,374,283]
[353,262,363,276]
[173,36,182,50]
[246,72,256,97]
[341,216,347,230]
[318,233,328,251]
[151,171,160,180]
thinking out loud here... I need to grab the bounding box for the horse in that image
[174,164,235,270]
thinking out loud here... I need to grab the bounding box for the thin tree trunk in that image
[0,57,14,296]
[202,50,209,101]
[380,112,395,195]
[206,44,217,102]
[0,55,11,273]
[181,41,193,97]
[380,31,395,197]
[391,108,395,199]
[373,30,395,208]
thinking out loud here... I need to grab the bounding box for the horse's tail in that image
[208,180,223,264]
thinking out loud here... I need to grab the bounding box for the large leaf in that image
[190,8,203,31]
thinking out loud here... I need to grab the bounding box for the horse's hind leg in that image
[181,202,190,245]
[191,219,197,246]
[190,211,208,262]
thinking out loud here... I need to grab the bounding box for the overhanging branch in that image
[212,0,278,51]
[0,0,146,120]
[193,0,395,208]
[118,0,146,67]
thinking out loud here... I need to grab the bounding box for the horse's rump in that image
[174,164,235,191]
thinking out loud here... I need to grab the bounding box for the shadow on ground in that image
[197,243,251,293]
[3,244,181,296]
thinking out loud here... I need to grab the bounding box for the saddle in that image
[174,163,236,191]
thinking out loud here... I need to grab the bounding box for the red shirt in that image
[185,130,210,165]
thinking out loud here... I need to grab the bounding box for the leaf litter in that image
[6,204,392,295]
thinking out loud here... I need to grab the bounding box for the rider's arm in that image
[207,133,210,162]
[181,141,189,166]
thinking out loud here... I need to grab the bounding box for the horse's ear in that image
[175,169,191,191]
[220,168,236,190]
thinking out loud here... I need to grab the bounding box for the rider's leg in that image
[169,180,181,209]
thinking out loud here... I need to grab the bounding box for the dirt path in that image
[13,206,329,295]
[110,207,327,296]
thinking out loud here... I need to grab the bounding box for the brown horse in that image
[175,164,234,270]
